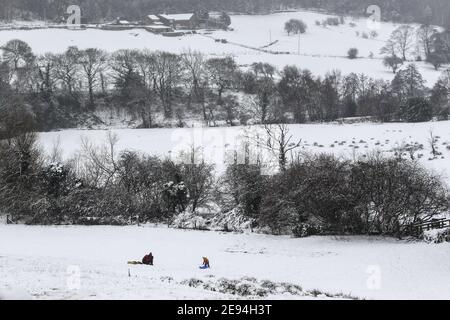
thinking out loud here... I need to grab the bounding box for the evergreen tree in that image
[391,64,426,103]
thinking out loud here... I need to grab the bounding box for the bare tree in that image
[383,55,404,74]
[417,24,437,57]
[246,124,302,172]
[54,46,81,96]
[428,129,440,158]
[1,39,35,91]
[177,146,215,213]
[34,53,57,95]
[206,56,237,105]
[151,51,182,118]
[79,131,120,188]
[134,50,157,127]
[380,39,397,57]
[392,26,415,61]
[79,48,107,110]
[181,50,207,107]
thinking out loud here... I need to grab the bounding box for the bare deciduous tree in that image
[387,26,415,61]
[54,46,81,96]
[79,48,107,110]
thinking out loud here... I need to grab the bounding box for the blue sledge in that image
[199,265,210,270]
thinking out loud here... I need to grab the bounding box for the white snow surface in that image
[38,121,450,180]
[1,224,450,300]
[0,10,445,85]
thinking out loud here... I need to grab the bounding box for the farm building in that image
[156,12,231,30]
[145,25,173,34]
[144,14,173,33]
[101,17,139,30]
[157,13,200,30]
[146,15,162,25]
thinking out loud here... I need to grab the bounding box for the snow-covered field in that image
[1,224,449,300]
[3,9,450,301]
[38,121,450,181]
[0,10,444,84]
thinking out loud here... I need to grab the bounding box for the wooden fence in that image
[408,218,450,235]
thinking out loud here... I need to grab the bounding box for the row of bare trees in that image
[0,39,242,129]
[2,38,450,139]
[381,25,450,73]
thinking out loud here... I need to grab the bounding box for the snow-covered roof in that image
[119,20,130,24]
[208,12,223,18]
[146,25,172,29]
[159,13,194,21]
[148,15,160,20]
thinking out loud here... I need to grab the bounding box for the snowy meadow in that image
[38,121,450,178]
[1,224,450,300]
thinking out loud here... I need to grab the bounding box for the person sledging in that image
[142,252,154,265]
[128,252,154,265]
[199,257,210,269]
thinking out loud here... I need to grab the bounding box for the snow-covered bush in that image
[172,211,208,230]
[325,17,340,26]
[255,153,449,238]
[181,278,204,288]
[177,276,355,299]
[209,208,255,232]
[422,228,450,243]
[292,223,320,238]
[280,283,303,295]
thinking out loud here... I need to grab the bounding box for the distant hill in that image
[0,0,449,28]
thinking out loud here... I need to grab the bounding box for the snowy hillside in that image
[38,121,450,182]
[0,10,444,85]
[1,225,450,300]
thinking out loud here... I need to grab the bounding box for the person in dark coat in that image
[142,252,154,265]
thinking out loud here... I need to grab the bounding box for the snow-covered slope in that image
[38,121,450,182]
[0,10,444,85]
[1,225,449,300]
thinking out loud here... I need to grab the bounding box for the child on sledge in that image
[200,257,210,269]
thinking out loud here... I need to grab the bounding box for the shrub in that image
[348,48,359,59]
[325,17,340,26]
[383,55,404,73]
[427,52,447,70]
[220,163,266,219]
[285,19,307,35]
[292,223,320,238]
[252,153,449,238]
